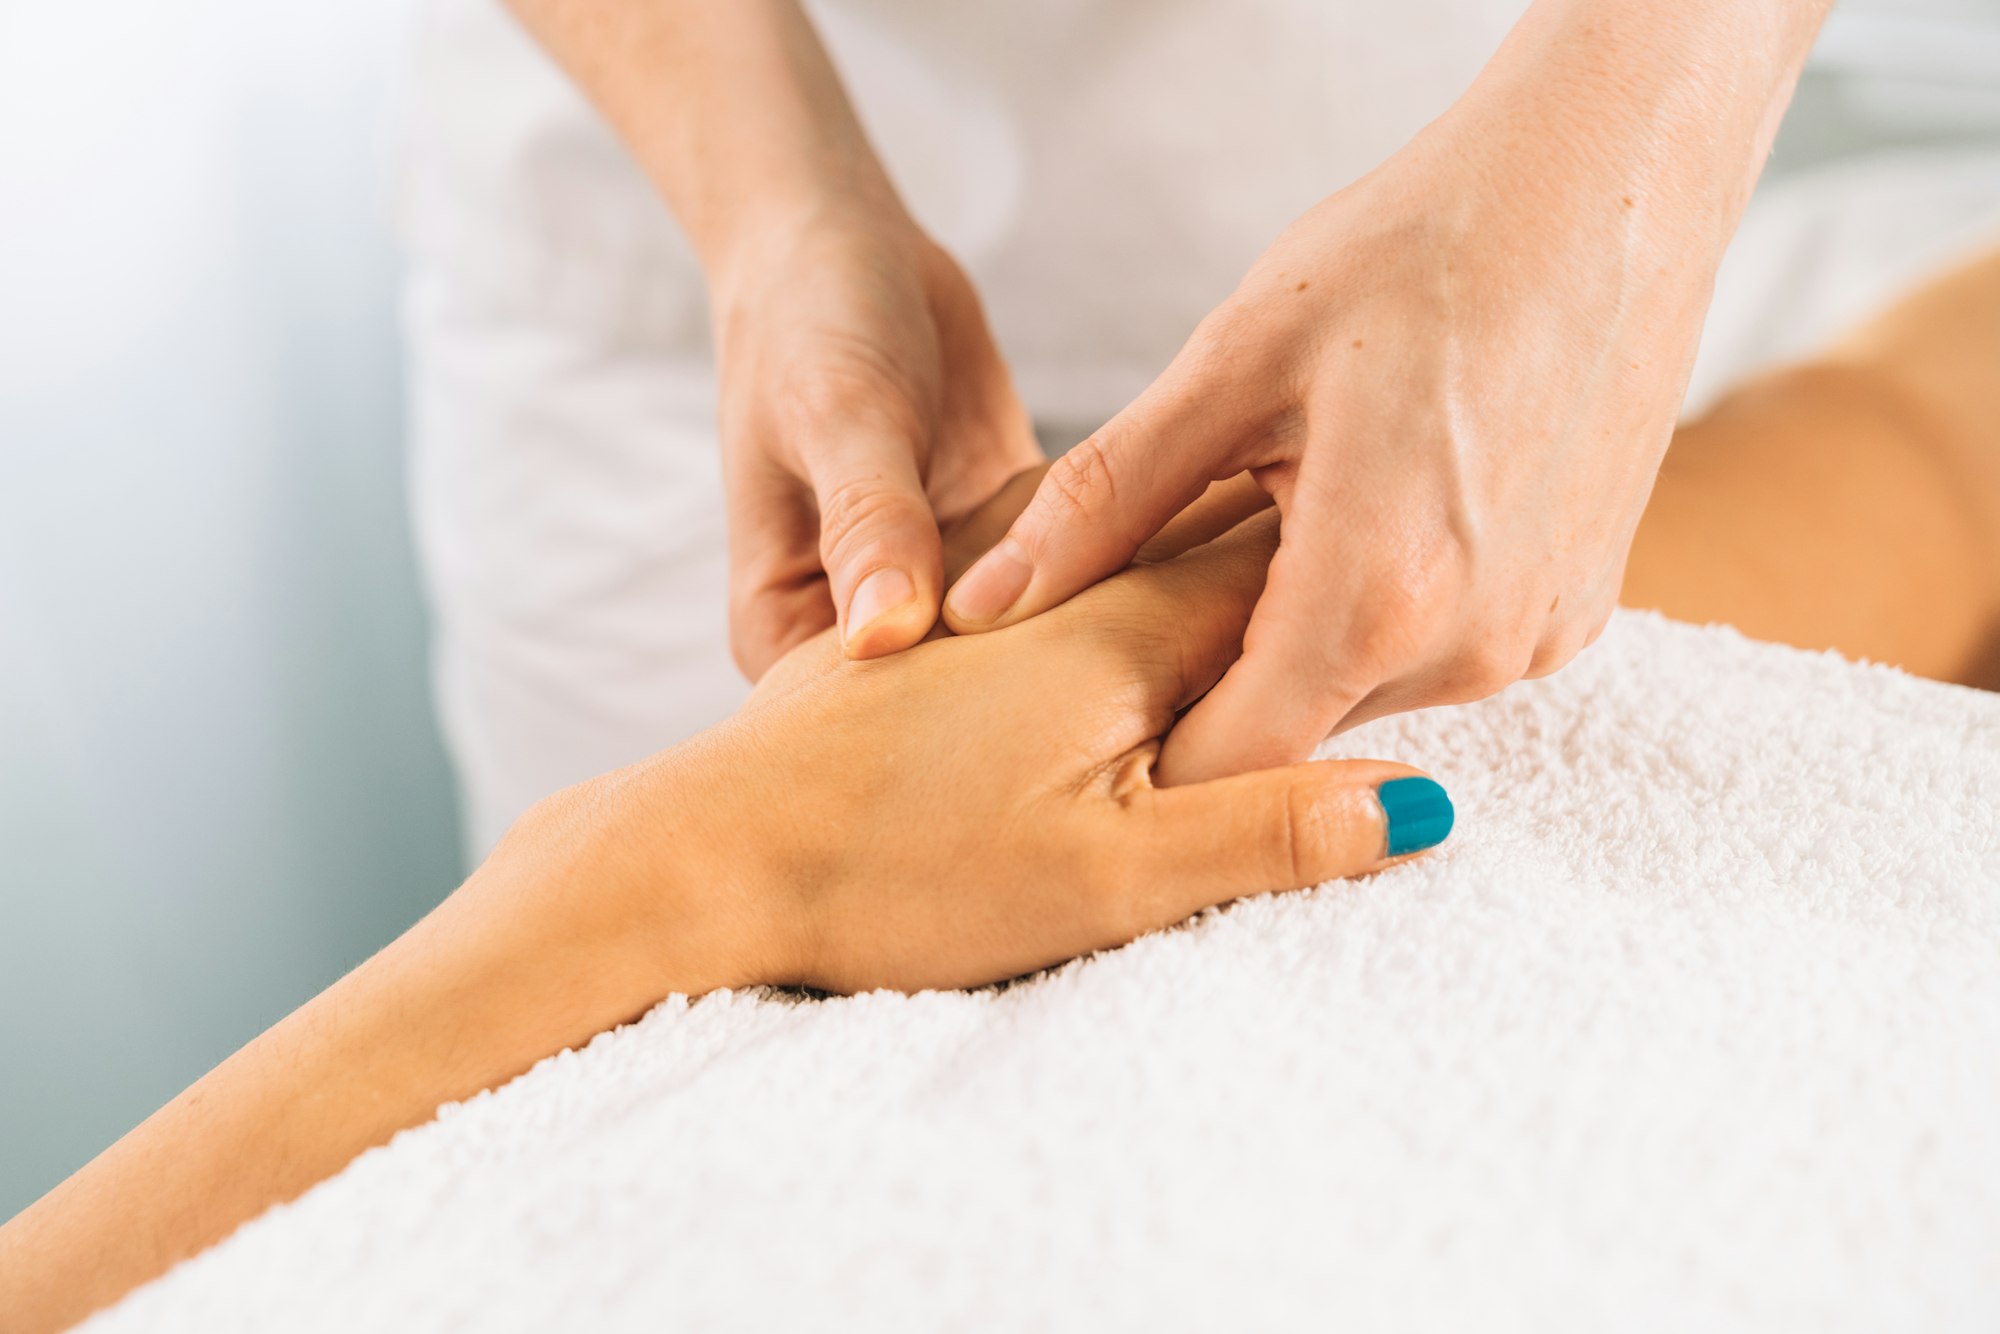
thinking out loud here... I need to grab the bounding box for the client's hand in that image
[556,502,1447,996]
[0,490,1451,1333]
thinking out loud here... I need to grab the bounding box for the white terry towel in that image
[85,611,2000,1332]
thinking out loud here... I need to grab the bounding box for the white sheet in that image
[87,611,2000,1332]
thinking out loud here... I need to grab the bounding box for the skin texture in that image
[0,496,1435,1334]
[712,216,1042,674]
[1625,247,2000,691]
[945,0,1835,783]
[507,0,1041,676]
[513,0,1834,778]
[17,0,2000,1320]
[7,242,2000,1331]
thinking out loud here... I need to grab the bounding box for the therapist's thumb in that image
[1128,761,1453,926]
[806,424,945,659]
[943,369,1255,634]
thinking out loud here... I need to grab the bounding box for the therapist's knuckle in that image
[1443,631,1534,703]
[1526,628,1583,680]
[1035,436,1119,533]
[1528,597,1613,678]
[1183,302,1271,373]
[816,475,921,566]
[1579,603,1613,651]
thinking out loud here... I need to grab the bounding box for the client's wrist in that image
[472,739,806,1016]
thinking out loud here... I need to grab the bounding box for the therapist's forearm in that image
[1473,0,1829,251]
[505,0,904,277]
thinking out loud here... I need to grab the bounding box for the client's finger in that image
[1118,760,1453,930]
[943,467,1275,585]
[1054,509,1282,714]
[1136,473,1273,563]
[943,465,1049,585]
[754,469,1277,713]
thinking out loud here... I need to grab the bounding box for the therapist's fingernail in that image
[946,538,1032,625]
[845,567,915,642]
[1377,776,1454,857]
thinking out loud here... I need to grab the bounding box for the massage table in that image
[84,145,2000,1332]
[85,608,2000,1331]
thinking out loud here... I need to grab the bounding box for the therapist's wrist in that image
[1454,0,1825,253]
[700,181,924,315]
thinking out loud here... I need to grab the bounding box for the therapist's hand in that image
[504,0,1041,680]
[712,204,1041,679]
[941,0,1826,784]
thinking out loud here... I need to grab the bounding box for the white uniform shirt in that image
[404,0,1531,418]
[396,0,1534,853]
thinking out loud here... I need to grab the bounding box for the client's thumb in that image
[1128,760,1453,923]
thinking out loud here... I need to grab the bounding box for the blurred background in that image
[0,1,460,1218]
[3,0,1999,1222]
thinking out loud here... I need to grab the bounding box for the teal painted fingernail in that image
[1378,777,1453,857]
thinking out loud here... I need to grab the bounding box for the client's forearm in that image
[0,775,764,1334]
[1,504,1444,1331]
